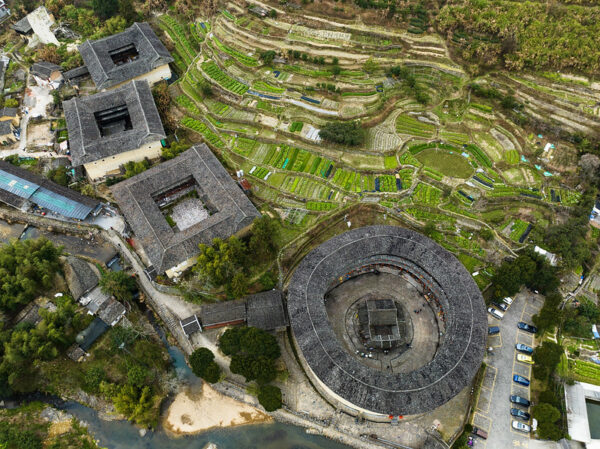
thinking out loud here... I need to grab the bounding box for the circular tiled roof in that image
[287,225,487,415]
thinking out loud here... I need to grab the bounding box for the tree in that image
[230,272,249,298]
[362,57,379,74]
[249,216,278,261]
[533,341,563,381]
[269,9,277,18]
[579,153,600,184]
[118,0,137,23]
[331,65,341,76]
[127,365,148,388]
[230,354,276,384]
[258,384,282,411]
[84,366,106,393]
[195,237,247,288]
[533,403,563,440]
[189,347,221,383]
[423,222,436,237]
[162,142,190,160]
[92,0,120,19]
[319,121,364,146]
[81,184,95,197]
[152,81,174,130]
[260,50,276,66]
[112,384,156,427]
[99,271,137,303]
[4,98,18,108]
[47,166,69,186]
[0,238,62,312]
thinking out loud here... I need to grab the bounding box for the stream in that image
[1,215,354,448]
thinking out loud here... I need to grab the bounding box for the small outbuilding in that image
[199,300,246,329]
[180,315,202,336]
[31,61,63,88]
[246,290,288,332]
[77,317,110,352]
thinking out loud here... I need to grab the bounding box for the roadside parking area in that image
[469,291,544,449]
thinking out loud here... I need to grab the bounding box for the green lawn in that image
[415,148,473,179]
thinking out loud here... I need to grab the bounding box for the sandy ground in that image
[164,383,271,435]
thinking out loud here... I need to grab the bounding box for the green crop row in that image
[413,183,442,205]
[423,167,443,181]
[201,61,249,95]
[509,219,530,242]
[290,122,304,132]
[399,152,422,167]
[465,144,492,168]
[253,81,285,94]
[181,117,224,148]
[340,90,377,97]
[306,201,338,211]
[159,16,196,64]
[470,103,492,113]
[213,37,258,67]
[175,95,201,115]
[396,115,436,138]
[384,155,397,169]
[571,360,600,384]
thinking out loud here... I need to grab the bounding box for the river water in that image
[0,217,353,449]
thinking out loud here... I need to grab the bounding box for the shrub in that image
[189,348,221,383]
[258,384,282,411]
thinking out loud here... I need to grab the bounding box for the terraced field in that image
[160,8,587,285]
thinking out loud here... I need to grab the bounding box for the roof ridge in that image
[134,22,160,62]
[131,80,151,136]
[72,98,85,156]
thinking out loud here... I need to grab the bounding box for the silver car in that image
[512,420,531,433]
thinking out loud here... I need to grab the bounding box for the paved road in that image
[471,290,545,449]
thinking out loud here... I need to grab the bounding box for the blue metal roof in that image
[0,168,39,199]
[31,187,94,220]
[0,168,93,220]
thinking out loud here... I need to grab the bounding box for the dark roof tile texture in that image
[63,80,166,167]
[111,144,261,274]
[79,22,173,90]
[287,225,487,415]
[246,290,287,331]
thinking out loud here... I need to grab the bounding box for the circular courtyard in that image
[287,225,487,418]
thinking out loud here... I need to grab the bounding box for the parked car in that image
[516,343,534,354]
[488,307,504,320]
[503,297,514,306]
[493,302,508,311]
[518,322,538,333]
[488,326,500,335]
[517,354,534,364]
[513,375,530,386]
[510,408,531,420]
[512,421,531,433]
[510,395,530,407]
[471,427,488,439]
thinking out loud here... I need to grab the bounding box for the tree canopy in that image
[0,238,62,312]
[258,384,282,411]
[319,121,365,146]
[189,347,221,383]
[99,271,137,303]
[219,326,281,385]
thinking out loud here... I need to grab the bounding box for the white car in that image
[512,420,531,433]
[503,297,514,305]
[487,307,504,320]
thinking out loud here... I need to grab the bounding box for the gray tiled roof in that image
[63,65,89,81]
[111,144,261,274]
[246,290,288,331]
[11,15,31,34]
[63,79,166,167]
[79,22,173,90]
[199,299,247,327]
[0,120,11,135]
[31,61,62,79]
[0,107,18,118]
[64,256,100,299]
[287,225,487,416]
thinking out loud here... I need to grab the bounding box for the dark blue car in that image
[511,408,530,420]
[510,395,530,408]
[518,322,538,333]
[513,374,530,386]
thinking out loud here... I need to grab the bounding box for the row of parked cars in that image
[512,320,538,434]
[487,296,513,320]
